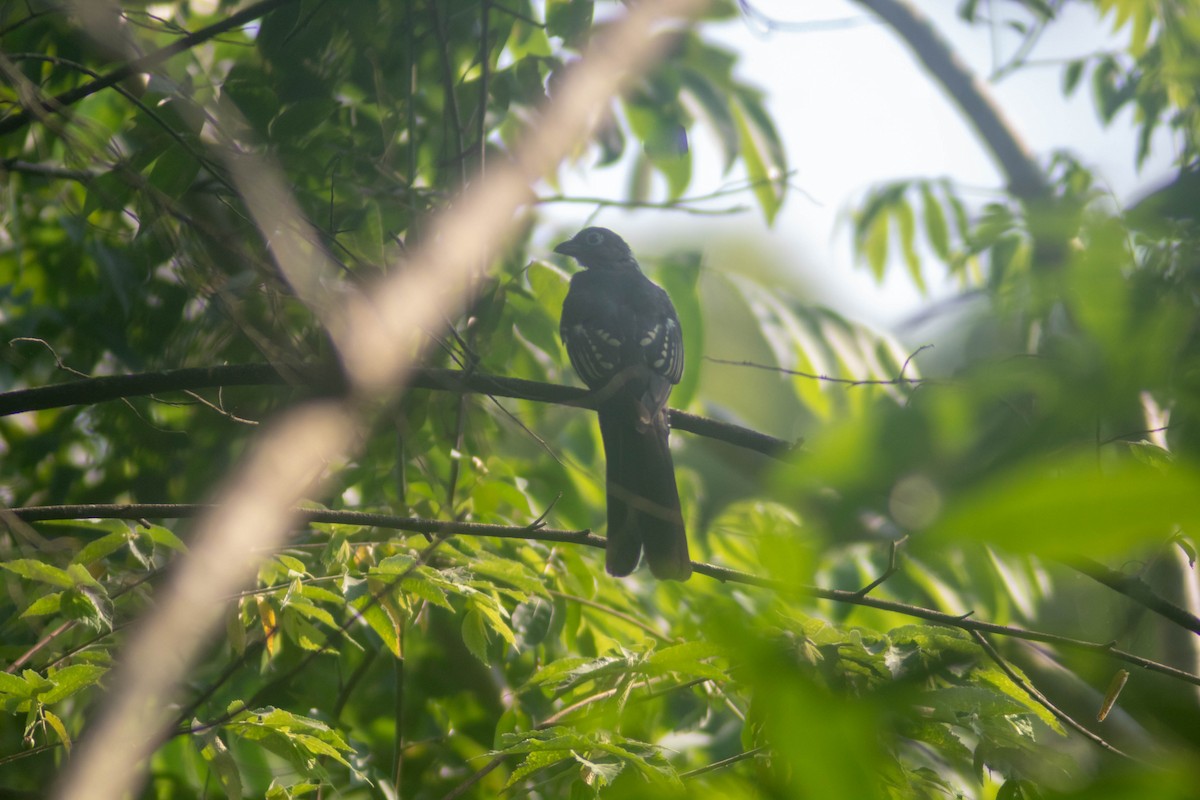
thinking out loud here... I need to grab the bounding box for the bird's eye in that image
[585,231,604,246]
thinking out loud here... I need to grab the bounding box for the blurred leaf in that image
[147,144,200,200]
[547,0,593,44]
[1063,59,1085,95]
[731,99,782,225]
[932,453,1200,557]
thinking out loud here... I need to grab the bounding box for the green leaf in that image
[198,731,243,800]
[1063,59,1085,96]
[39,664,107,704]
[22,592,63,618]
[644,641,727,680]
[546,0,593,44]
[1,559,74,589]
[221,63,280,132]
[147,143,201,200]
[732,98,782,225]
[975,665,1065,734]
[512,597,554,648]
[400,572,454,611]
[469,554,547,596]
[470,594,517,648]
[505,748,573,788]
[346,199,385,267]
[60,587,112,631]
[345,577,401,657]
[226,707,356,773]
[624,101,691,200]
[0,672,32,699]
[462,607,490,665]
[920,183,951,260]
[282,608,332,652]
[72,530,129,565]
[863,210,890,282]
[275,554,308,576]
[894,199,926,294]
[83,169,135,216]
[67,562,103,589]
[681,69,739,170]
[144,524,188,553]
[42,709,71,753]
[527,656,594,686]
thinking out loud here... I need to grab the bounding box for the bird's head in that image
[554,227,638,270]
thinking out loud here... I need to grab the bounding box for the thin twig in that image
[548,590,670,641]
[13,503,1200,689]
[853,535,908,596]
[680,745,767,778]
[969,630,1141,762]
[706,354,928,387]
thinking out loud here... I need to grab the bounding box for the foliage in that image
[1,1,1200,799]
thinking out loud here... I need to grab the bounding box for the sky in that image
[548,1,1178,333]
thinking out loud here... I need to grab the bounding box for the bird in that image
[555,227,691,581]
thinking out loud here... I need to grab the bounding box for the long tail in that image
[597,405,691,581]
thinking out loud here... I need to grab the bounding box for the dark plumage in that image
[556,227,691,581]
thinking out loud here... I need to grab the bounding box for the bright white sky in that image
[548,1,1177,332]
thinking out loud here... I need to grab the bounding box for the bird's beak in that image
[553,238,578,257]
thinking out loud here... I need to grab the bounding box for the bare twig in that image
[853,535,908,596]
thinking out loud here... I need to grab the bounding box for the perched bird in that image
[556,227,691,581]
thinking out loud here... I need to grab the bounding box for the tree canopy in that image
[2,1,1199,798]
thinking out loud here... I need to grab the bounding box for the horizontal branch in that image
[694,558,1200,688]
[15,503,1200,689]
[15,502,606,549]
[0,363,795,458]
[1,158,95,182]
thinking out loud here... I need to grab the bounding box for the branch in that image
[689,559,1200,689]
[0,0,299,137]
[13,503,603,549]
[537,172,798,216]
[15,504,1200,689]
[706,347,930,388]
[851,0,1049,201]
[969,630,1141,762]
[1064,555,1200,637]
[0,158,94,182]
[0,363,795,458]
[680,745,768,778]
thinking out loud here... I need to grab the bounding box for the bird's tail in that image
[597,405,691,581]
